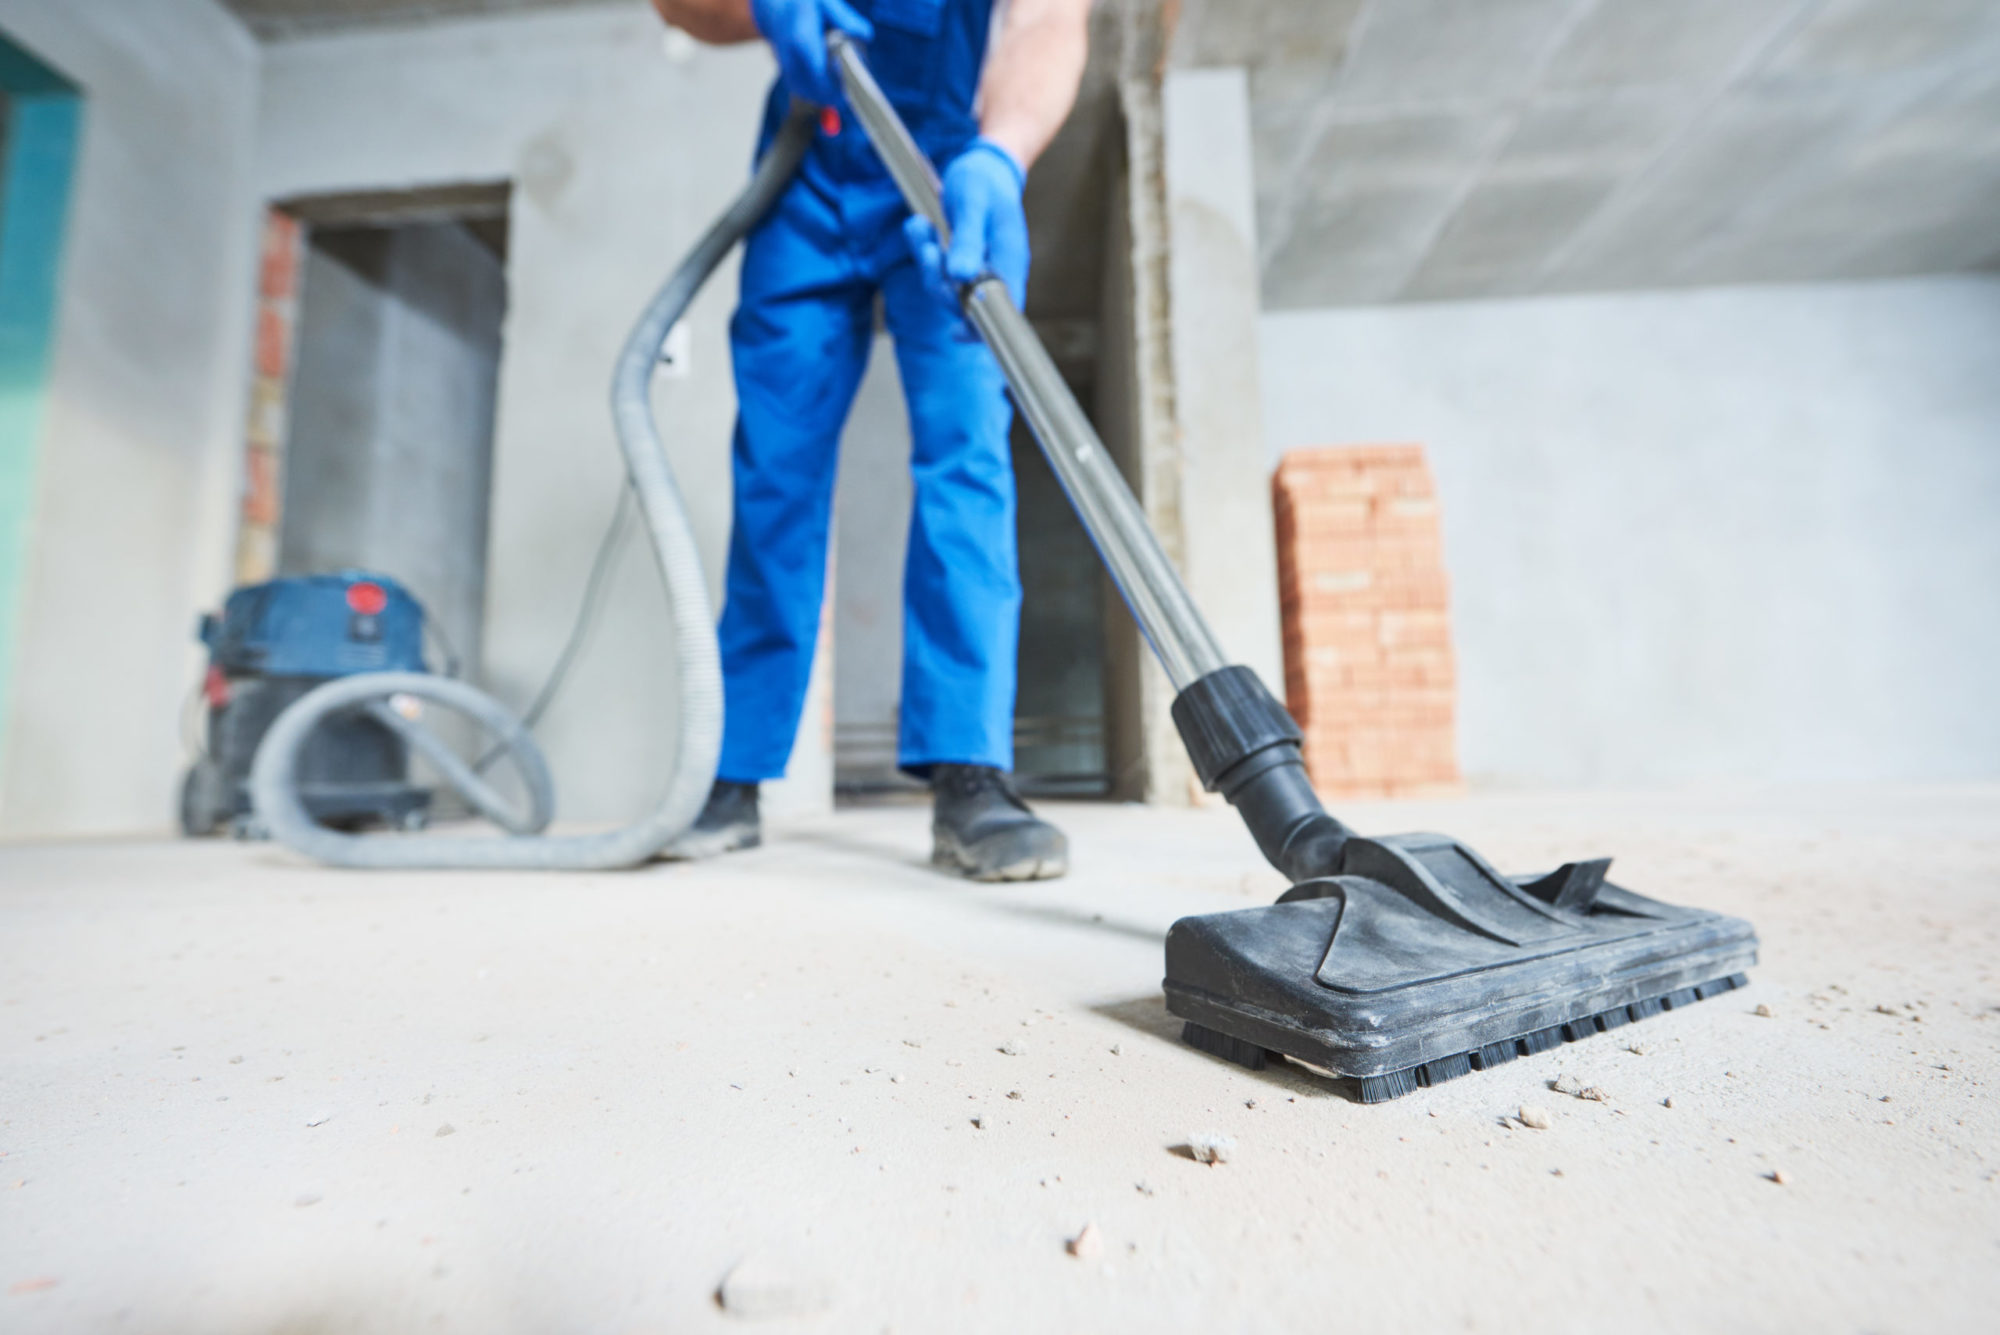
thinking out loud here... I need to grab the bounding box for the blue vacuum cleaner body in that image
[180,572,432,837]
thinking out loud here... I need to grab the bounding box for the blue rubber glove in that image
[901,138,1030,311]
[749,0,873,108]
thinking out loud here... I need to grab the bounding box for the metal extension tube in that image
[834,36,1354,882]
[831,34,1229,692]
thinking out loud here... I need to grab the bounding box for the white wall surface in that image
[256,5,834,824]
[1261,276,2000,788]
[0,0,261,838]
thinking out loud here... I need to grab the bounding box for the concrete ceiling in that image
[1174,0,2000,307]
[221,0,597,39]
[225,0,2000,310]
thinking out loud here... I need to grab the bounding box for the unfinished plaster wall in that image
[255,6,834,824]
[1093,66,1283,804]
[0,0,260,838]
[1162,69,1282,695]
[1261,275,2000,787]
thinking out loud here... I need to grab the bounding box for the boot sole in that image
[931,825,1068,883]
[657,824,762,862]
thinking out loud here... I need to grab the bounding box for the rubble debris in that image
[1518,1106,1553,1130]
[1551,1073,1584,1097]
[1767,1169,1790,1186]
[716,1255,831,1319]
[1187,1131,1235,1165]
[1109,1044,1122,1057]
[435,1124,455,1138]
[1579,1086,1611,1103]
[971,1114,987,1129]
[1067,1222,1103,1260]
[305,1113,330,1127]
[1755,1004,1774,1018]
[1007,1090,1023,1100]
[998,1040,1024,1057]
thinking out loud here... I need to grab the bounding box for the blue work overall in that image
[717,0,1015,783]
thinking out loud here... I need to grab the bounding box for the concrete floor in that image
[2,786,1996,1332]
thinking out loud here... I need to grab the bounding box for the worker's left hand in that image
[749,0,873,109]
[903,138,1029,311]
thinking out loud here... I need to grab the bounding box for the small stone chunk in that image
[1767,1168,1789,1186]
[1187,1131,1235,1164]
[1578,1086,1610,1103]
[1518,1105,1553,1130]
[1066,1222,1103,1260]
[998,1040,1024,1056]
[1754,1004,1774,1018]
[435,1123,455,1138]
[1551,1073,1584,1096]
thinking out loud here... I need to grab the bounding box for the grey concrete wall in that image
[255,5,833,824]
[1092,69,1285,804]
[1260,275,2000,787]
[0,0,261,838]
[1162,68,1283,692]
[280,222,505,679]
[1093,76,1193,804]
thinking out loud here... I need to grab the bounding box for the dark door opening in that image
[830,328,1109,799]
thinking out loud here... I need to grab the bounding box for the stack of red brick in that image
[1272,445,1460,797]
[236,209,303,584]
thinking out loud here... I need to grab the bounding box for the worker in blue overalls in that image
[651,0,1091,879]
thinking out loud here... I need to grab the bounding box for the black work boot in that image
[660,779,761,860]
[929,764,1068,882]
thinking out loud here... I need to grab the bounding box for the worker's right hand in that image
[749,0,874,108]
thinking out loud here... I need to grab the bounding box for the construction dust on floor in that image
[3,787,1996,1331]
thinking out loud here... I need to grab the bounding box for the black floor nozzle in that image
[1165,667,1759,1102]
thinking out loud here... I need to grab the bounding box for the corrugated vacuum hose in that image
[247,106,819,870]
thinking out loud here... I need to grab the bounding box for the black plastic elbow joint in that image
[1170,666,1353,884]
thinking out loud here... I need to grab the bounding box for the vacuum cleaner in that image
[181,572,432,838]
[248,38,1758,1101]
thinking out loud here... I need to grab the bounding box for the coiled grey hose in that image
[248,106,818,870]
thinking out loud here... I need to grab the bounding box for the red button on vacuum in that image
[820,105,842,137]
[346,581,389,616]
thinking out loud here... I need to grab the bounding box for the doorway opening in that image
[829,324,1109,799]
[260,183,510,683]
